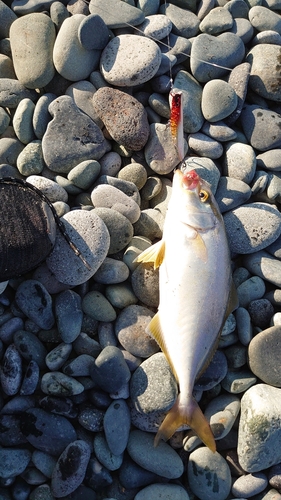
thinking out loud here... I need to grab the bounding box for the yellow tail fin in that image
[154,395,216,452]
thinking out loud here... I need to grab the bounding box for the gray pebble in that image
[93,257,129,284]
[188,132,223,159]
[96,174,140,205]
[82,290,116,322]
[21,408,77,456]
[238,384,281,472]
[0,1,17,38]
[45,343,72,371]
[99,151,122,176]
[237,275,266,307]
[41,372,84,397]
[205,394,240,440]
[130,352,177,414]
[42,95,108,173]
[93,433,123,471]
[248,298,274,327]
[53,14,100,81]
[91,184,140,224]
[17,141,45,176]
[188,447,232,499]
[103,399,131,455]
[222,141,256,183]
[46,209,110,286]
[32,450,56,479]
[78,406,104,432]
[13,330,47,370]
[0,344,22,396]
[90,346,131,393]
[66,80,102,126]
[215,176,251,213]
[105,283,138,309]
[202,79,238,122]
[201,120,237,142]
[93,207,133,255]
[68,160,101,190]
[26,175,68,203]
[0,137,24,166]
[240,105,281,151]
[89,0,145,28]
[224,202,281,254]
[15,280,54,330]
[160,2,200,38]
[248,326,281,386]
[229,17,254,43]
[190,32,245,83]
[257,149,281,171]
[13,98,35,145]
[117,163,147,190]
[252,30,281,44]
[55,290,83,343]
[100,35,161,86]
[131,262,160,307]
[135,483,190,500]
[222,369,257,393]
[249,5,281,32]
[0,316,24,344]
[20,360,40,396]
[10,13,56,89]
[73,332,101,358]
[0,78,37,108]
[0,448,31,479]
[232,472,268,498]
[51,440,91,497]
[133,208,164,240]
[243,250,281,288]
[78,14,109,50]
[247,44,281,102]
[127,430,184,479]
[199,6,233,34]
[137,14,172,40]
[63,354,95,377]
[115,305,158,358]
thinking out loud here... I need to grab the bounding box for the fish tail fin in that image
[154,395,216,453]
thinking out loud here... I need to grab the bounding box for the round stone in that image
[78,14,109,50]
[10,13,56,89]
[51,440,91,497]
[222,141,256,183]
[90,346,131,393]
[247,44,281,102]
[199,6,233,34]
[232,472,268,498]
[202,80,238,122]
[115,305,159,358]
[100,34,161,86]
[131,262,159,307]
[224,202,281,254]
[135,483,190,500]
[82,291,116,322]
[103,399,131,455]
[91,184,141,224]
[215,176,251,213]
[188,447,232,500]
[92,207,134,255]
[240,105,281,151]
[248,326,281,386]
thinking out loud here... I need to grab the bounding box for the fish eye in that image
[199,190,209,202]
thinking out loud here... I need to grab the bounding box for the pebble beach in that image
[1,0,281,498]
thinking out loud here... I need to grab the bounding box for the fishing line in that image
[80,0,234,73]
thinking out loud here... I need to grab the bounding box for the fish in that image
[169,89,185,162]
[134,169,238,452]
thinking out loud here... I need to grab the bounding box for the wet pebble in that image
[15,280,54,330]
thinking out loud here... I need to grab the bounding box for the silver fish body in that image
[135,169,237,451]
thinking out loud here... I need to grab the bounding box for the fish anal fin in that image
[147,313,178,383]
[134,240,165,270]
[154,395,216,453]
[193,232,208,263]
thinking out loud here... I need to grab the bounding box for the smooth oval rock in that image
[247,44,281,102]
[201,80,238,122]
[41,371,85,397]
[240,104,281,151]
[135,483,190,500]
[100,34,161,86]
[248,326,281,386]
[0,344,22,396]
[55,290,83,343]
[222,141,256,184]
[104,399,131,455]
[188,447,232,500]
[0,448,31,479]
[15,280,54,330]
[92,207,134,255]
[46,210,110,286]
[10,13,56,89]
[127,430,184,479]
[224,202,281,254]
[82,290,117,322]
[238,384,281,472]
[91,184,140,223]
[51,440,91,497]
[90,346,131,393]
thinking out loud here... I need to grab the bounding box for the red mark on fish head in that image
[182,170,200,190]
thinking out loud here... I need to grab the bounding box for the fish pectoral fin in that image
[147,313,178,382]
[192,232,208,263]
[154,395,216,453]
[133,240,165,270]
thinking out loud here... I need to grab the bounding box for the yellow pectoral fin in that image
[147,313,178,383]
[192,232,207,263]
[134,240,165,270]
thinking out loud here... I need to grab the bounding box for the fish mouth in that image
[182,170,200,191]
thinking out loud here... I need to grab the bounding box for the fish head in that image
[171,169,221,230]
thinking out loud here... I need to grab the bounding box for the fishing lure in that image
[169,89,184,162]
[0,177,91,282]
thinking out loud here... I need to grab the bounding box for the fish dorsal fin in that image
[134,240,165,270]
[192,232,207,263]
[147,312,179,383]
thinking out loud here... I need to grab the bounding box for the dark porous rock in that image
[78,406,105,433]
[248,298,274,328]
[92,87,150,151]
[90,346,131,393]
[20,408,77,456]
[20,360,40,395]
[0,448,31,479]
[15,280,55,330]
[39,396,78,419]
[0,414,28,446]
[42,95,108,174]
[51,440,91,497]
